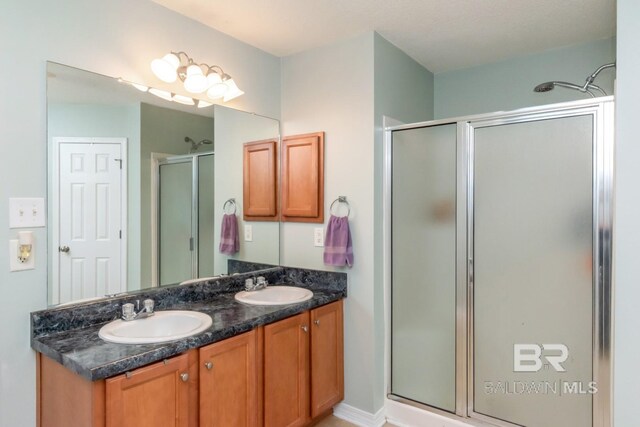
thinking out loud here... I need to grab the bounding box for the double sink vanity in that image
[31,266,346,427]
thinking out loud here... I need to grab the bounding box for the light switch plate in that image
[9,239,35,271]
[314,227,324,247]
[244,224,253,242]
[9,198,45,228]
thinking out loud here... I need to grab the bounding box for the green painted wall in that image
[434,38,616,118]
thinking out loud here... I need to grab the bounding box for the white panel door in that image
[56,140,124,303]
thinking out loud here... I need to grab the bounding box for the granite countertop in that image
[31,266,347,381]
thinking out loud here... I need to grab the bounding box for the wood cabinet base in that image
[37,301,344,427]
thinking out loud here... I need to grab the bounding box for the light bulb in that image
[206,72,222,86]
[222,79,244,102]
[173,94,195,105]
[149,88,173,101]
[183,65,208,93]
[207,82,228,100]
[151,53,180,83]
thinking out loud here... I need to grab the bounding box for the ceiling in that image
[150,0,615,73]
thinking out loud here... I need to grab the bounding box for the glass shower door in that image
[158,159,194,285]
[471,116,594,427]
[391,124,457,412]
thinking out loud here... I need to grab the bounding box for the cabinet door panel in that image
[281,132,324,222]
[311,300,344,417]
[106,353,190,427]
[243,139,278,221]
[199,330,258,427]
[264,312,310,427]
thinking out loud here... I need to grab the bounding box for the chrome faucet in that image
[122,299,155,321]
[245,276,268,292]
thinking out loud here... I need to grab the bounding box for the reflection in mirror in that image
[47,62,280,306]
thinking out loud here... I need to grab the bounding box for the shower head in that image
[185,136,213,153]
[533,81,595,97]
[533,62,615,98]
[534,82,555,93]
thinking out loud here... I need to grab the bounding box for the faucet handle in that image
[122,303,135,320]
[245,278,255,291]
[143,299,155,312]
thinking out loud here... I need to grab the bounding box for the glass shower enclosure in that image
[386,98,614,427]
[156,153,215,286]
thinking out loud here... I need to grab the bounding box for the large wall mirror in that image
[46,62,280,306]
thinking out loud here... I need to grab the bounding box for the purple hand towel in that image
[323,215,354,267]
[219,213,240,255]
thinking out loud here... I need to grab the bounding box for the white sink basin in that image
[98,310,213,344]
[235,286,313,306]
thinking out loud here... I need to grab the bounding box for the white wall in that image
[434,37,616,119]
[613,1,640,425]
[0,1,280,425]
[280,31,434,414]
[281,32,377,412]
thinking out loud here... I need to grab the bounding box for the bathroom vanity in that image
[32,267,346,427]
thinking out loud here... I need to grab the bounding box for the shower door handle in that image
[468,258,474,285]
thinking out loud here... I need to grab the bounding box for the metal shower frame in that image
[383,96,614,427]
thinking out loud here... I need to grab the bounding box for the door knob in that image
[204,361,213,370]
[180,373,189,382]
[58,246,70,253]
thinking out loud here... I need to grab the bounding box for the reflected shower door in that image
[198,154,215,277]
[472,116,594,426]
[391,124,457,412]
[159,160,193,285]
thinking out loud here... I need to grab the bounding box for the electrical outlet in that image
[244,224,253,242]
[314,227,324,247]
[9,198,45,228]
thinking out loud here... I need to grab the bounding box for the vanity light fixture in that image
[17,231,33,263]
[150,51,244,102]
[116,78,213,108]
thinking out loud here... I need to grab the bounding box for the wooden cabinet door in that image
[281,132,324,223]
[264,312,310,427]
[243,139,278,221]
[310,300,344,417]
[105,353,190,427]
[199,330,258,427]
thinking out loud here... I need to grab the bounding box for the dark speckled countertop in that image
[31,266,347,381]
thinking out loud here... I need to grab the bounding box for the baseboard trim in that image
[333,403,386,427]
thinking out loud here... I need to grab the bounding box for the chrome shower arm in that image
[583,62,616,90]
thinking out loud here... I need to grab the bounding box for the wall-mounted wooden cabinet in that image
[243,139,278,221]
[281,132,324,223]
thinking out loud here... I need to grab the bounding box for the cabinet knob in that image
[180,373,189,382]
[301,325,308,333]
[204,361,213,370]
[314,319,320,326]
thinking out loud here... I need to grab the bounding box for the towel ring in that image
[223,198,237,215]
[330,196,350,217]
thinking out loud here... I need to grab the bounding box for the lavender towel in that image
[323,215,354,267]
[219,213,240,255]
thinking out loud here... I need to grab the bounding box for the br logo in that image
[513,344,569,372]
